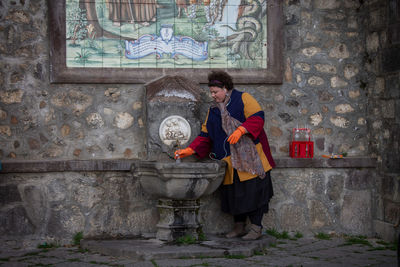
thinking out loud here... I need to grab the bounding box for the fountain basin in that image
[131,161,226,200]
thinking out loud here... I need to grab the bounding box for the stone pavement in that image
[0,234,397,267]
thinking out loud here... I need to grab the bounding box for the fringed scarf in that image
[215,91,266,179]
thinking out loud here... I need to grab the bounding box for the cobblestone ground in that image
[0,236,397,267]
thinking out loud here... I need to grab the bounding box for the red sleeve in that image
[259,130,276,168]
[189,135,211,159]
[241,115,264,139]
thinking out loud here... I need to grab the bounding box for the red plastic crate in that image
[290,128,314,158]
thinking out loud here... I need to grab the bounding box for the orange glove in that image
[227,126,246,144]
[174,147,194,159]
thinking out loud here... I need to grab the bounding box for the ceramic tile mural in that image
[66,0,268,69]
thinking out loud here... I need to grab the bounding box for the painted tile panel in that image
[66,0,268,69]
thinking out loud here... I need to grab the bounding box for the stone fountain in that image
[131,75,226,241]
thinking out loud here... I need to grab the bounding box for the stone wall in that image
[0,0,373,160]
[364,0,400,242]
[0,158,376,248]
[0,0,398,244]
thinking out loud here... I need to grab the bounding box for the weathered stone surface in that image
[310,113,323,126]
[344,64,359,80]
[280,204,307,231]
[318,91,334,102]
[374,219,399,243]
[383,200,400,224]
[294,62,311,72]
[114,112,134,129]
[71,185,104,210]
[86,113,104,128]
[270,126,283,137]
[51,90,93,116]
[20,185,47,230]
[138,117,144,128]
[0,89,24,104]
[42,145,63,158]
[0,109,6,120]
[0,125,11,136]
[366,32,380,53]
[335,104,354,114]
[132,101,142,110]
[290,88,305,97]
[28,138,40,150]
[329,44,349,58]
[327,175,344,201]
[60,125,71,137]
[385,75,400,98]
[308,76,324,86]
[6,10,30,24]
[345,169,375,190]
[315,138,324,150]
[314,0,340,9]
[304,32,319,42]
[308,200,331,229]
[302,47,321,57]
[10,116,18,124]
[73,149,82,157]
[381,100,395,119]
[278,113,293,123]
[105,88,121,102]
[285,58,292,82]
[340,190,372,235]
[48,205,85,237]
[311,171,325,195]
[0,184,21,205]
[330,116,350,128]
[315,64,336,74]
[286,99,299,107]
[0,205,35,235]
[349,90,360,98]
[382,47,400,73]
[331,77,348,88]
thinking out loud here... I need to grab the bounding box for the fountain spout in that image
[174,139,181,163]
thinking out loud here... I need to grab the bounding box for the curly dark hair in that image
[207,71,234,91]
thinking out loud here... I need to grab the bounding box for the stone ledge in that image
[0,159,135,173]
[275,157,377,168]
[0,157,377,173]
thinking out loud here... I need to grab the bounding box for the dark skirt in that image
[220,170,273,216]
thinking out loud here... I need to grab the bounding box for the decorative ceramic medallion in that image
[159,115,191,146]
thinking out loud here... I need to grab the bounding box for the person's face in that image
[209,86,226,103]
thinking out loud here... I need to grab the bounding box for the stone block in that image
[20,185,47,229]
[373,219,399,243]
[327,175,344,201]
[314,0,340,9]
[383,47,400,73]
[0,205,35,235]
[396,100,400,124]
[340,190,372,235]
[47,204,85,237]
[345,169,375,190]
[385,74,400,98]
[308,200,331,229]
[382,175,396,199]
[315,138,325,150]
[381,100,395,119]
[279,204,307,232]
[383,200,400,224]
[382,150,400,173]
[311,171,325,195]
[0,184,21,205]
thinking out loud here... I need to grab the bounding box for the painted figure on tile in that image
[105,0,157,27]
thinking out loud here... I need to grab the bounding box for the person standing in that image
[175,70,275,240]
